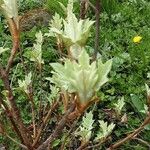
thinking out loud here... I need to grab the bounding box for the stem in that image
[93,0,101,60]
[107,114,150,150]
[80,0,88,19]
[77,142,89,150]
[0,18,32,148]
[32,101,59,147]
[6,134,28,150]
[36,103,76,150]
[6,18,19,74]
[0,96,24,143]
[133,137,150,148]
[31,100,36,139]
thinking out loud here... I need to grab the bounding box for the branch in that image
[6,18,19,74]
[133,137,150,148]
[0,96,24,143]
[32,101,59,147]
[80,0,89,19]
[37,103,76,150]
[107,114,150,150]
[0,120,27,150]
[77,142,89,150]
[93,0,101,60]
[6,134,28,150]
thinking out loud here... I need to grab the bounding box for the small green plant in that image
[47,0,94,58]
[75,111,94,143]
[50,50,112,109]
[114,97,125,117]
[95,120,115,142]
[28,30,44,70]
[18,72,32,95]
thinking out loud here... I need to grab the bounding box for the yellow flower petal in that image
[133,36,142,43]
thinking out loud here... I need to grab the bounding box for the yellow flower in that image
[133,36,142,43]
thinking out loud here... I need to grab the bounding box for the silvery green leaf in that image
[50,50,112,104]
[1,0,19,28]
[30,31,44,65]
[48,0,94,57]
[0,47,9,55]
[95,120,115,141]
[78,49,90,69]
[50,13,63,30]
[70,44,83,59]
[145,84,150,97]
[35,30,43,44]
[95,59,112,90]
[114,97,125,115]
[75,111,94,142]
[18,72,32,94]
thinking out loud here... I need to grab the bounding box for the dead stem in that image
[32,101,59,147]
[36,103,76,150]
[107,114,150,150]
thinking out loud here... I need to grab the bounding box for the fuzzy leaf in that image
[75,111,94,142]
[50,50,112,104]
[0,47,9,55]
[95,120,115,141]
[18,72,32,94]
[29,31,44,66]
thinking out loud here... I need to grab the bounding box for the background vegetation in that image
[0,0,150,149]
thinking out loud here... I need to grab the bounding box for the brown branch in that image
[80,0,89,19]
[107,114,150,150]
[5,134,28,150]
[0,120,28,150]
[77,142,89,150]
[36,103,76,150]
[0,17,32,147]
[93,0,101,60]
[133,137,150,148]
[88,0,96,11]
[0,96,24,143]
[32,101,59,147]
[6,18,19,74]
[27,89,36,140]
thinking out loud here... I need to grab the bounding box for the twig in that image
[88,0,97,11]
[0,120,27,150]
[93,0,101,60]
[36,103,76,150]
[6,134,28,150]
[80,0,89,19]
[133,137,150,149]
[31,100,36,139]
[107,114,150,150]
[0,96,24,143]
[83,137,110,150]
[32,101,59,147]
[77,142,89,150]
[60,117,80,150]
[6,18,19,74]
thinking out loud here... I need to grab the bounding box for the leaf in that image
[114,97,125,115]
[1,0,19,28]
[29,31,44,66]
[18,72,32,94]
[96,59,112,90]
[47,0,94,58]
[95,120,115,141]
[50,50,112,104]
[0,47,9,55]
[75,111,94,142]
[130,94,144,112]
